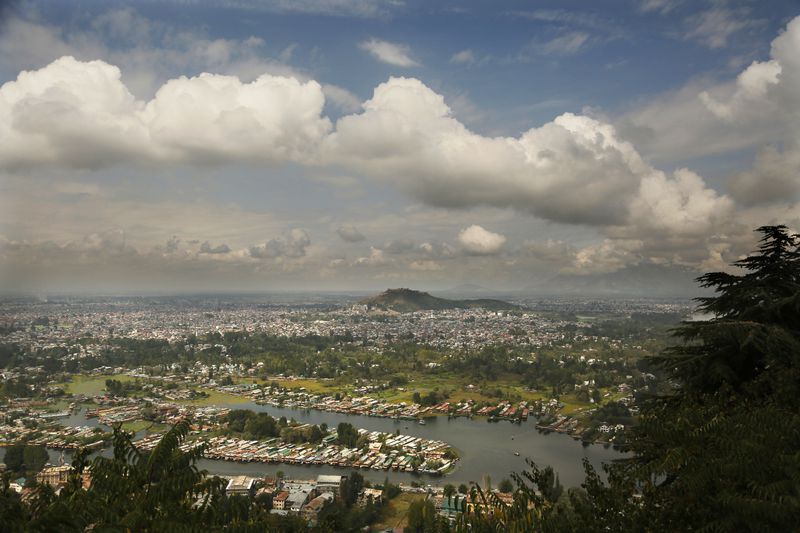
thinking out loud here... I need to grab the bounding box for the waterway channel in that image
[3,401,623,488]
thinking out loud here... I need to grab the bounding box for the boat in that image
[514,452,520,456]
[417,419,426,425]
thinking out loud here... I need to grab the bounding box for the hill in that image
[359,288,521,313]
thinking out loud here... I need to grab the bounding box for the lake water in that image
[2,401,622,488]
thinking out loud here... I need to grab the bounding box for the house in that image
[360,487,383,506]
[225,475,257,497]
[316,474,344,497]
[36,465,72,488]
[287,488,312,513]
[272,490,290,510]
[301,492,334,523]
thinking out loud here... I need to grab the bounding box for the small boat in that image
[514,452,520,456]
[418,419,426,425]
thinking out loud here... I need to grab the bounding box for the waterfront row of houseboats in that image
[224,385,533,423]
[0,423,106,450]
[134,428,456,475]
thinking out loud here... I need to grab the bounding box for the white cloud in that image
[359,38,420,67]
[336,224,366,242]
[0,56,331,169]
[543,32,590,55]
[250,228,311,259]
[450,49,475,65]
[354,247,389,266]
[408,259,443,271]
[620,15,800,203]
[684,7,761,50]
[322,84,363,113]
[457,225,506,255]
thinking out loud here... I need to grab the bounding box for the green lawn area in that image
[371,492,426,531]
[55,374,137,396]
[177,388,252,406]
[120,420,169,433]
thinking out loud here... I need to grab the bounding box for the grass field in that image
[55,374,137,396]
[178,389,252,406]
[371,492,426,531]
[120,420,169,433]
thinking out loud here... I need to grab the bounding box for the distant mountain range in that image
[359,288,521,313]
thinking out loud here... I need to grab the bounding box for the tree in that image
[336,422,359,448]
[498,478,513,494]
[443,484,456,498]
[342,471,364,507]
[3,444,48,477]
[617,225,800,531]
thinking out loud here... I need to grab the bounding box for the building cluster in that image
[134,426,455,475]
[0,296,597,353]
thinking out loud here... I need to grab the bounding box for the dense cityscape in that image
[0,292,690,528]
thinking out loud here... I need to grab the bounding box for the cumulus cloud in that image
[457,225,506,255]
[359,38,420,67]
[619,15,799,167]
[336,224,366,242]
[322,84,362,113]
[0,56,331,169]
[250,228,311,259]
[199,241,231,254]
[8,14,800,277]
[354,247,388,266]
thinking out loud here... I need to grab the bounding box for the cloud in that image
[620,15,800,202]
[457,225,506,255]
[408,259,443,271]
[450,49,475,65]
[380,239,416,254]
[541,31,590,55]
[336,224,366,242]
[9,13,800,278]
[199,241,231,254]
[638,0,683,15]
[0,56,331,169]
[322,84,362,113]
[359,38,420,67]
[683,6,762,50]
[0,9,305,98]
[250,228,311,259]
[194,0,398,18]
[354,247,389,266]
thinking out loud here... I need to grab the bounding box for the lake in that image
[2,401,623,489]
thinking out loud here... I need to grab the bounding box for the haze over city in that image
[1,0,799,294]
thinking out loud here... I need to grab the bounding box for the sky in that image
[0,0,799,294]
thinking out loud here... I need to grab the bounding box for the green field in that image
[177,388,252,406]
[55,374,137,396]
